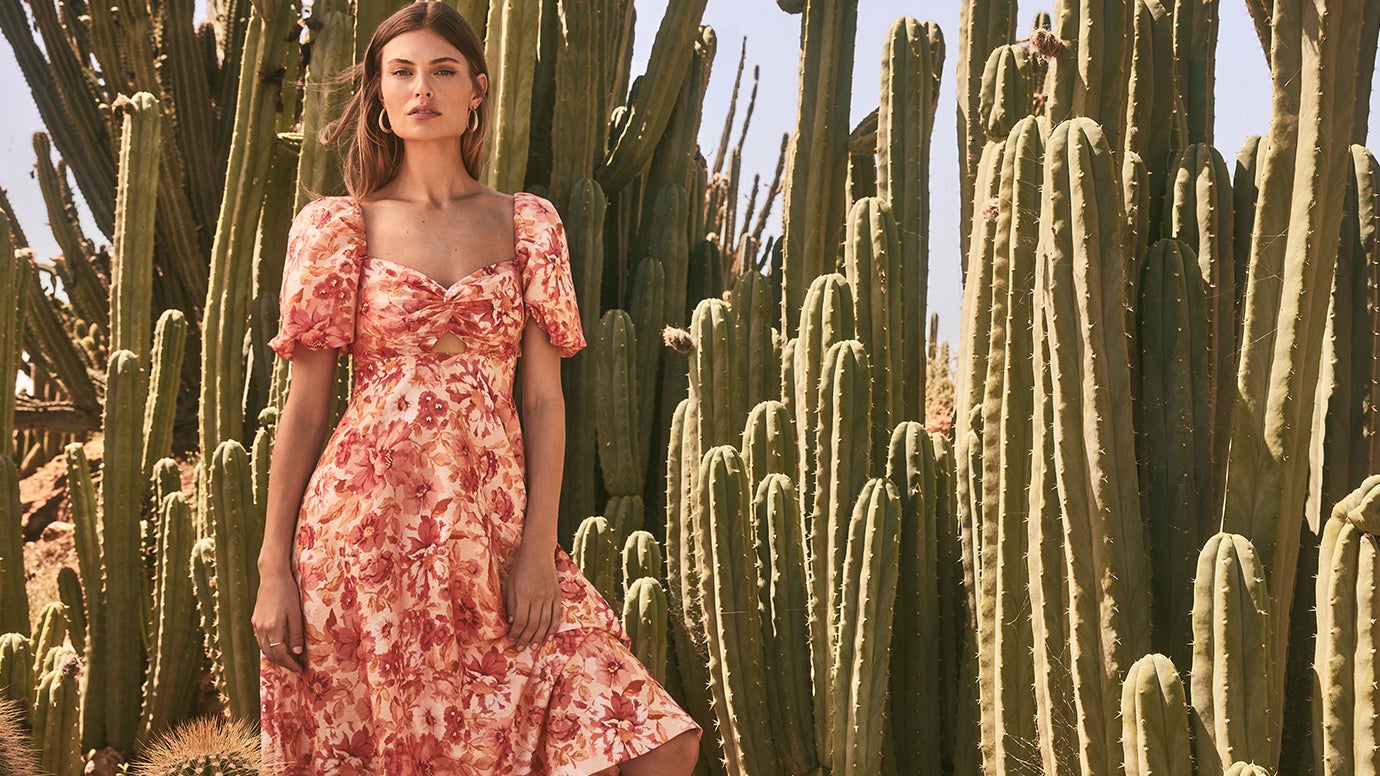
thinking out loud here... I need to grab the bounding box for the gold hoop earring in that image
[378,107,393,134]
[467,108,479,135]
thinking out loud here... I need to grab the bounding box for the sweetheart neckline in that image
[347,191,524,293]
[363,254,518,292]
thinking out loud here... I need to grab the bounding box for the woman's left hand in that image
[503,542,563,649]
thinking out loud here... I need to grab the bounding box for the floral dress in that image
[259,191,700,775]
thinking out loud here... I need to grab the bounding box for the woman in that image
[252,3,701,773]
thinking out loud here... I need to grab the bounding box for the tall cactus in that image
[30,649,81,776]
[885,423,941,774]
[109,92,160,358]
[1043,0,1130,152]
[1038,118,1149,776]
[1312,475,1380,775]
[697,445,778,776]
[1135,237,1211,669]
[828,478,901,775]
[100,349,149,752]
[956,0,1017,264]
[878,18,942,420]
[780,0,858,332]
[1220,0,1370,753]
[750,472,815,774]
[208,440,260,724]
[1190,533,1273,774]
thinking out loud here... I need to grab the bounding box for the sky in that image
[1,1,1377,350]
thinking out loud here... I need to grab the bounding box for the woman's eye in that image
[434,69,454,76]
[391,69,411,77]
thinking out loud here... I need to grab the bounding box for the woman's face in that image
[377,28,485,142]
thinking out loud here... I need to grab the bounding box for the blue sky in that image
[1,1,1376,349]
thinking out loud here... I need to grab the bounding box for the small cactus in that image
[128,715,266,776]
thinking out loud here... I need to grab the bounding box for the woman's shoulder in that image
[514,190,559,225]
[289,196,364,245]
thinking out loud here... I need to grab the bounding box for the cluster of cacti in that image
[3,0,1380,772]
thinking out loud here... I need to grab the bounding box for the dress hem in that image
[561,716,704,776]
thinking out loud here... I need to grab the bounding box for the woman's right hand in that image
[253,569,307,672]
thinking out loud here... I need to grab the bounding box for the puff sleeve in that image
[519,194,588,358]
[267,197,365,361]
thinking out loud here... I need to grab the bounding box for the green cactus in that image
[879,18,943,422]
[697,444,778,775]
[30,649,81,776]
[885,422,941,773]
[1135,238,1211,670]
[690,298,740,452]
[811,339,871,766]
[621,530,663,591]
[1123,0,1182,235]
[28,602,67,693]
[750,472,815,774]
[1038,117,1149,776]
[559,179,606,539]
[139,492,200,742]
[573,515,620,610]
[975,113,1045,774]
[0,633,33,713]
[1312,475,1380,775]
[143,309,188,485]
[955,0,1017,264]
[0,454,25,637]
[841,197,900,464]
[1043,0,1130,151]
[128,715,265,776]
[101,349,149,752]
[627,254,664,490]
[1120,653,1193,776]
[1307,146,1379,531]
[597,0,710,194]
[109,92,160,358]
[1170,0,1217,146]
[603,495,645,549]
[1220,0,1370,753]
[208,440,261,724]
[190,538,220,697]
[740,400,798,499]
[790,274,855,549]
[978,44,1033,143]
[622,577,669,688]
[595,310,641,498]
[828,478,901,775]
[1190,533,1272,774]
[55,568,84,657]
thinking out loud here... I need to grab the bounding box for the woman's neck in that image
[386,139,481,205]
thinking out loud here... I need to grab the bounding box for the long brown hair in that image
[325,1,489,199]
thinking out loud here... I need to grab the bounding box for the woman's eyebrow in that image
[384,57,463,65]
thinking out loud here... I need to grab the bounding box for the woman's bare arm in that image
[504,321,567,649]
[258,346,343,579]
[516,320,567,554]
